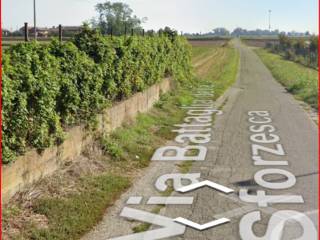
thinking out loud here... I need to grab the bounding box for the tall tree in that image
[92,1,146,35]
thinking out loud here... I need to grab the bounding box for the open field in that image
[255,48,318,109]
[242,38,279,47]
[188,39,229,47]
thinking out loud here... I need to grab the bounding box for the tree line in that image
[184,27,315,37]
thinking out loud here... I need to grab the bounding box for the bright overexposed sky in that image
[3,0,318,34]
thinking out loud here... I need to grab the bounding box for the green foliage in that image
[2,28,192,163]
[30,174,130,240]
[100,136,124,160]
[92,1,144,35]
[267,34,318,68]
[256,48,318,109]
[49,40,108,125]
[3,42,64,163]
[98,45,240,171]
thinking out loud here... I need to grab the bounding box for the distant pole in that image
[268,10,272,32]
[124,25,127,38]
[110,26,113,39]
[58,24,63,42]
[34,0,37,40]
[142,29,145,37]
[24,22,29,42]
[131,28,134,36]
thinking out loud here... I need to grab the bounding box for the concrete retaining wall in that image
[2,78,172,203]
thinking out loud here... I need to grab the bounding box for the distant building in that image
[49,26,83,36]
[19,26,50,37]
[19,25,83,37]
[2,29,11,36]
[62,26,83,33]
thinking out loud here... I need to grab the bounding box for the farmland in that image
[188,39,228,47]
[241,37,279,47]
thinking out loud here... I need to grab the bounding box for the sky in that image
[3,0,318,34]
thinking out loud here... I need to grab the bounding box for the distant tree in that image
[146,30,155,36]
[293,39,306,55]
[212,28,230,36]
[231,28,247,36]
[158,27,178,39]
[92,1,146,35]
[309,36,318,65]
[10,30,23,37]
[309,36,318,53]
[279,34,291,49]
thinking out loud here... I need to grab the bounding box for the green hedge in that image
[2,27,192,163]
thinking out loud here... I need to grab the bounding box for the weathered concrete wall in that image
[2,78,172,203]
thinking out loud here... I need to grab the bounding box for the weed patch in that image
[29,175,130,240]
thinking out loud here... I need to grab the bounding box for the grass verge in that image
[30,175,130,240]
[255,48,318,109]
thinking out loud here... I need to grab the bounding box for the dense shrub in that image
[2,28,192,163]
[3,43,64,162]
[48,40,107,125]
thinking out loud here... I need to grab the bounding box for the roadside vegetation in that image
[255,48,318,109]
[2,26,191,164]
[107,41,240,234]
[265,34,318,69]
[192,41,239,98]
[3,41,239,240]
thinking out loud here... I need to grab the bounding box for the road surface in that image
[83,39,318,240]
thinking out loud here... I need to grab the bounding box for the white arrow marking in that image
[109,207,186,240]
[177,180,234,194]
[174,217,230,231]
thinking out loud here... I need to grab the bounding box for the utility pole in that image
[34,0,37,40]
[58,24,63,42]
[268,10,272,32]
[24,22,29,42]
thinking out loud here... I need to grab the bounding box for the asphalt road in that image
[83,40,318,240]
